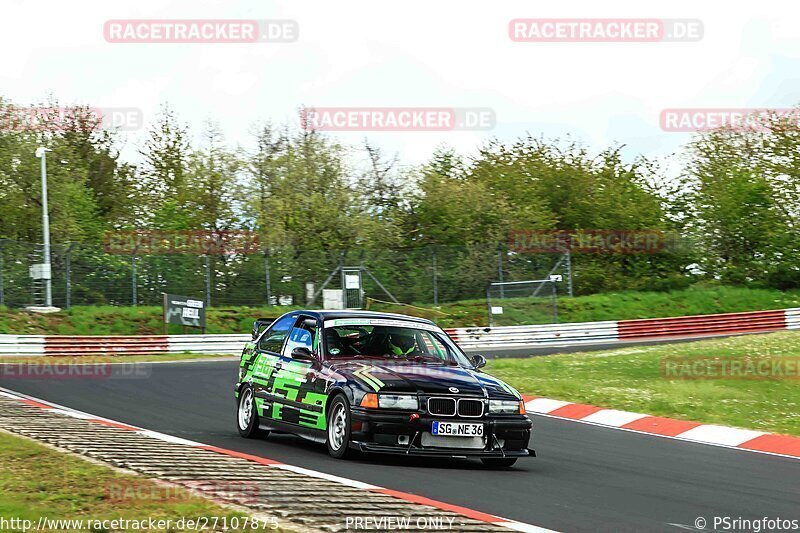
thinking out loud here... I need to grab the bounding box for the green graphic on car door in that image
[250,352,280,418]
[258,322,329,429]
[271,359,328,429]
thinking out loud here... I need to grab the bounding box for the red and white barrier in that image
[445,321,618,349]
[0,334,249,357]
[446,307,799,350]
[1,307,799,356]
[785,308,800,329]
[618,308,788,340]
[0,335,46,356]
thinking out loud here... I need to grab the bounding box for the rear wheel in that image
[481,458,517,468]
[326,395,352,459]
[237,385,268,438]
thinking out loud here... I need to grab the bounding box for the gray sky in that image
[4,0,799,169]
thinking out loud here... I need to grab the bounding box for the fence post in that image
[432,247,438,305]
[205,255,212,307]
[131,252,137,306]
[486,286,494,328]
[264,249,272,305]
[551,281,558,323]
[65,243,75,309]
[565,248,573,297]
[497,246,505,298]
[0,239,5,307]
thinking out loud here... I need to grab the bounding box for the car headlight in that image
[378,394,419,410]
[489,399,523,414]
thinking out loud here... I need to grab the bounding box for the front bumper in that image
[353,443,534,458]
[350,408,533,458]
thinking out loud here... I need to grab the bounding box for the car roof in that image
[288,309,437,325]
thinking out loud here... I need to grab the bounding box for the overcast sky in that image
[4,0,799,170]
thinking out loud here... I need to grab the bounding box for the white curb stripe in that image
[675,425,767,447]
[274,464,379,490]
[525,398,570,414]
[581,409,648,427]
[137,429,206,446]
[498,520,560,533]
[52,409,95,419]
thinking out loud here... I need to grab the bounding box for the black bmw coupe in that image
[236,310,533,467]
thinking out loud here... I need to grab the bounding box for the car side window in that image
[258,315,296,354]
[283,318,317,358]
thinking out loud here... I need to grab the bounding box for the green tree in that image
[682,110,800,288]
[138,104,192,229]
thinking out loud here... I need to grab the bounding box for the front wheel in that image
[481,458,517,468]
[326,395,352,459]
[237,385,268,438]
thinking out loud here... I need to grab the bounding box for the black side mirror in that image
[291,347,316,362]
[471,354,487,368]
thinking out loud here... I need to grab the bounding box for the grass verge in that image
[371,284,800,327]
[0,430,289,532]
[486,330,800,436]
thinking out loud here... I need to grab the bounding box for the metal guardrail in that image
[618,309,787,340]
[167,334,249,354]
[785,308,800,329]
[0,307,797,356]
[446,321,619,349]
[0,335,46,355]
[0,334,249,357]
[42,335,169,356]
[447,308,795,349]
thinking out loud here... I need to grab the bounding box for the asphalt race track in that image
[1,360,798,532]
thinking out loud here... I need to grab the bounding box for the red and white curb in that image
[523,395,800,460]
[0,387,554,533]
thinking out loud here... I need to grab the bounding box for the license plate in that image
[431,421,484,437]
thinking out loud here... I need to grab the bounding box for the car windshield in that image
[323,320,472,366]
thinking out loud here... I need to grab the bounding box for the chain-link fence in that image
[0,239,571,311]
[487,279,561,327]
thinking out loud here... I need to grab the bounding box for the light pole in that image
[35,147,53,308]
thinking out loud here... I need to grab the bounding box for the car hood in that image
[329,359,521,399]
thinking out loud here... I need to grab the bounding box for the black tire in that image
[326,395,352,459]
[481,458,518,468]
[237,385,268,439]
